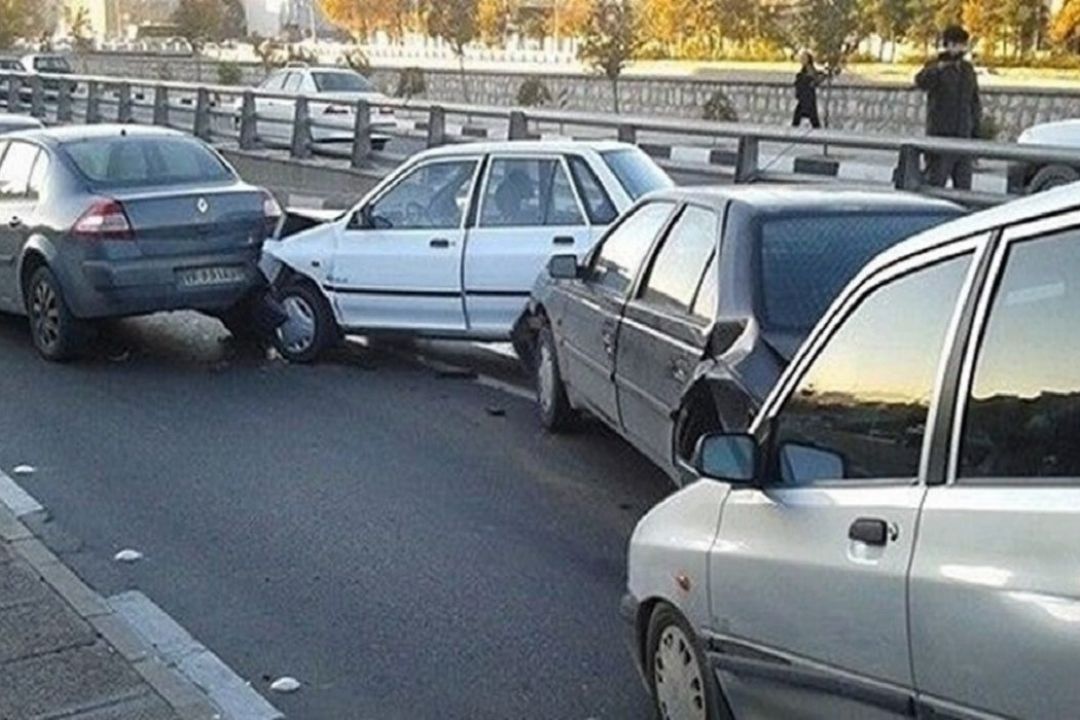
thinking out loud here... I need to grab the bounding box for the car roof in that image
[3,123,189,146]
[415,139,633,159]
[642,185,962,215]
[0,115,44,130]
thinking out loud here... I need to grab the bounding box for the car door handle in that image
[552,235,575,246]
[429,238,451,249]
[848,518,890,546]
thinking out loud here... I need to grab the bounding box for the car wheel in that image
[272,280,337,363]
[26,266,82,362]
[535,323,576,432]
[647,603,729,720]
[1028,164,1079,194]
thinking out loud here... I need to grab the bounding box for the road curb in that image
[0,485,229,720]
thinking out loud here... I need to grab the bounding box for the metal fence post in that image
[895,145,923,191]
[290,95,312,159]
[426,106,446,148]
[116,82,132,123]
[735,136,760,184]
[238,91,257,150]
[7,76,21,114]
[617,124,637,144]
[152,85,169,126]
[193,87,211,140]
[508,110,528,140]
[350,99,372,167]
[29,76,45,118]
[56,79,73,123]
[86,81,101,123]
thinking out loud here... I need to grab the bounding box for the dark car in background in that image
[514,186,963,483]
[0,125,280,360]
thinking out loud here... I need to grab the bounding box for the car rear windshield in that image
[312,72,375,93]
[62,136,234,189]
[759,211,958,331]
[33,56,71,72]
[600,148,673,199]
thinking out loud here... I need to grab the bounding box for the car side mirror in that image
[778,442,846,485]
[692,433,757,484]
[547,254,580,280]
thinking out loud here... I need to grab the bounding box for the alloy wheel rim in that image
[31,280,60,350]
[276,295,317,353]
[654,625,707,720]
[537,341,555,413]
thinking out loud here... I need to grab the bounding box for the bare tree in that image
[578,0,643,113]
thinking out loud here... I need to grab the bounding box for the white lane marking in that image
[110,591,284,720]
[0,470,43,517]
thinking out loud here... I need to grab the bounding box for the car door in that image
[254,71,288,139]
[329,157,480,333]
[464,155,591,336]
[616,203,719,470]
[910,219,1080,720]
[554,200,676,426]
[0,141,41,309]
[707,242,983,719]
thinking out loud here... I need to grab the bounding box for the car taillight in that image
[72,199,133,240]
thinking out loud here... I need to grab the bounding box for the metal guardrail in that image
[4,69,1080,207]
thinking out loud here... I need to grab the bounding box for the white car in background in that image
[261,140,673,362]
[1011,119,1080,193]
[247,64,396,149]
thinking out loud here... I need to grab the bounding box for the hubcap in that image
[654,625,707,720]
[31,280,60,350]
[276,295,317,354]
[537,341,555,413]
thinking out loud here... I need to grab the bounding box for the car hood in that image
[1018,120,1080,147]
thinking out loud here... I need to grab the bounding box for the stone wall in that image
[74,52,1080,140]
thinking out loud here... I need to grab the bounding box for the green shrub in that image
[703,89,738,122]
[395,67,426,99]
[977,114,1001,141]
[217,61,243,86]
[516,77,552,107]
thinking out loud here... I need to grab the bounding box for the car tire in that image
[646,603,730,720]
[1028,164,1079,194]
[271,279,337,363]
[26,266,83,362]
[535,323,576,432]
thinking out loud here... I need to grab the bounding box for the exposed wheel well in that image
[19,251,48,310]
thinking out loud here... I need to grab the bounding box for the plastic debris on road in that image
[270,676,301,693]
[114,549,144,563]
[11,465,35,476]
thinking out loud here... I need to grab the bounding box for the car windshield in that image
[33,56,71,72]
[312,72,375,93]
[62,136,234,189]
[600,148,673,199]
[759,211,959,331]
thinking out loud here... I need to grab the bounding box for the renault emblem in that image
[196,197,209,214]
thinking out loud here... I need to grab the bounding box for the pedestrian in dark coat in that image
[915,24,982,190]
[792,51,823,129]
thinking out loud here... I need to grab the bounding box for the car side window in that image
[260,73,285,91]
[27,150,48,199]
[479,158,584,228]
[567,156,617,225]
[771,253,973,486]
[366,160,478,231]
[691,254,718,322]
[960,230,1080,480]
[0,141,37,199]
[590,201,675,295]
[282,73,301,93]
[639,205,718,315]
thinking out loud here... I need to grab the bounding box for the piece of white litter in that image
[12,465,35,476]
[114,549,144,563]
[270,676,301,693]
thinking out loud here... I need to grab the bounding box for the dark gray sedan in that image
[0,124,280,360]
[514,186,963,483]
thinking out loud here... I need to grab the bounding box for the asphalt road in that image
[0,310,670,719]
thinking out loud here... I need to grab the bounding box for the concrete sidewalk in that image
[0,504,220,720]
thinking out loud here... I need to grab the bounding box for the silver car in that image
[623,183,1080,719]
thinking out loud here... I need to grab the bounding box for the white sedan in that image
[260,140,673,362]
[1012,119,1080,193]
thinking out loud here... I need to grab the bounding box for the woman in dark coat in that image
[793,51,822,129]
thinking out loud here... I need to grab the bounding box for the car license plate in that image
[177,266,246,288]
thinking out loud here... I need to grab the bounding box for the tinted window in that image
[591,201,674,295]
[62,137,234,188]
[567,156,617,225]
[0,142,37,197]
[759,211,956,331]
[961,231,1080,480]
[312,72,375,93]
[368,160,477,230]
[480,158,583,228]
[640,205,717,314]
[600,148,673,200]
[33,56,71,72]
[692,254,718,322]
[772,254,971,486]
